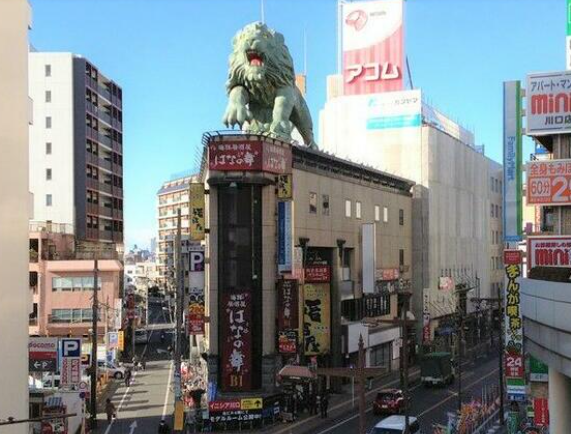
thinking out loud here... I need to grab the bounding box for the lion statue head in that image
[226,22,295,105]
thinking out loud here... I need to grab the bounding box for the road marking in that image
[417,368,499,418]
[103,371,138,434]
[162,361,174,419]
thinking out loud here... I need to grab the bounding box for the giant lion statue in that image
[222,22,317,149]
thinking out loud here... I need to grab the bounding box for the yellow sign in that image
[174,401,184,431]
[118,331,124,351]
[189,183,205,241]
[303,283,331,355]
[277,174,292,199]
[241,397,263,410]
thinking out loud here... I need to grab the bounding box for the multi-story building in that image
[0,0,33,430]
[319,78,503,345]
[202,132,413,395]
[156,175,194,286]
[28,52,124,246]
[29,221,122,338]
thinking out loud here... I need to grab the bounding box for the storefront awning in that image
[278,365,316,380]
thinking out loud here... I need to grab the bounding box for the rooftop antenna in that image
[261,0,265,24]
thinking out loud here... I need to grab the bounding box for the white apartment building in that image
[319,77,503,342]
[0,1,33,431]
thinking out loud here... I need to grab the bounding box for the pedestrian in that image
[140,356,146,371]
[308,393,316,416]
[158,419,170,434]
[124,367,132,387]
[105,398,116,423]
[320,393,329,419]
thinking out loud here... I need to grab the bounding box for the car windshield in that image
[378,393,396,402]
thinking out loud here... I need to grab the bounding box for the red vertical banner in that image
[221,292,252,391]
[533,398,549,426]
[277,279,299,330]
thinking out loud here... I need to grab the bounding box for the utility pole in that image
[90,258,98,429]
[173,208,183,430]
[455,285,468,413]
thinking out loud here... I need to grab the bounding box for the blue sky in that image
[30,0,565,249]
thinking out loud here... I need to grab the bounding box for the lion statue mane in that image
[222,22,317,148]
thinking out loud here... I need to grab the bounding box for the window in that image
[46,194,52,206]
[399,209,404,226]
[356,201,362,219]
[46,168,52,180]
[45,64,51,77]
[52,276,101,291]
[45,90,51,103]
[383,206,389,223]
[46,142,52,155]
[399,249,405,267]
[345,199,352,218]
[374,205,380,222]
[309,192,317,214]
[491,203,494,218]
[322,194,330,216]
[45,116,52,129]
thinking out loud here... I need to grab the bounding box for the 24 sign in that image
[505,354,524,378]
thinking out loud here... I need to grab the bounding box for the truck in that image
[420,352,454,387]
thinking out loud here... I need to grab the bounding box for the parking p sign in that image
[61,338,82,387]
[61,338,81,357]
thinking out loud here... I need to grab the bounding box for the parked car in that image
[135,328,149,344]
[372,389,405,415]
[97,360,126,379]
[368,415,422,434]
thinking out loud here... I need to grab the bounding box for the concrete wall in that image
[29,53,76,228]
[0,0,32,431]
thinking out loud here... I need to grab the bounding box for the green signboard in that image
[529,356,548,382]
[568,0,571,35]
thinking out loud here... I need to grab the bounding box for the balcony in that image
[99,230,113,241]
[98,134,112,148]
[98,85,112,102]
[98,110,112,126]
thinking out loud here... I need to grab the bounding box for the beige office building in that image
[0,0,33,431]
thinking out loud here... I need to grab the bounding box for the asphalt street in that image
[311,353,500,434]
[96,300,175,434]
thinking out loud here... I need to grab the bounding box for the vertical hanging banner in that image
[422,289,431,343]
[60,338,82,387]
[277,279,299,354]
[221,292,252,391]
[190,183,205,241]
[504,249,525,401]
[503,81,523,242]
[342,0,404,95]
[277,174,292,200]
[303,283,331,355]
[278,201,292,272]
[188,248,205,334]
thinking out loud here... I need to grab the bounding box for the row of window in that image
[490,176,502,194]
[52,276,102,291]
[491,256,503,270]
[50,308,96,323]
[86,216,123,232]
[491,203,502,219]
[86,190,124,210]
[491,230,502,245]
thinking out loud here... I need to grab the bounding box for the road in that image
[314,353,500,434]
[97,299,175,434]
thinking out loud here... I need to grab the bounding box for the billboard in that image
[527,71,571,135]
[528,235,571,268]
[188,247,205,334]
[189,183,205,241]
[342,0,404,95]
[29,337,58,372]
[366,90,421,130]
[277,174,292,199]
[221,292,252,391]
[208,139,292,174]
[303,283,331,355]
[527,159,571,205]
[503,81,523,242]
[60,338,82,387]
[278,201,292,273]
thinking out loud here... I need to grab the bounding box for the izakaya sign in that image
[528,236,571,268]
[527,71,571,135]
[303,283,331,355]
[221,292,252,391]
[527,159,571,205]
[208,139,292,174]
[277,279,299,354]
[342,0,404,95]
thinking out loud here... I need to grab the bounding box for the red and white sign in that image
[527,159,571,205]
[505,354,524,378]
[527,71,571,136]
[209,400,241,412]
[533,397,549,426]
[342,0,404,95]
[29,337,58,359]
[208,139,292,174]
[304,265,331,283]
[61,357,82,386]
[528,235,571,268]
[375,268,400,281]
[504,249,523,265]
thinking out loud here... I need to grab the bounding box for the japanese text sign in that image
[504,255,523,370]
[505,354,524,378]
[189,183,205,241]
[527,71,571,136]
[303,283,331,355]
[342,0,404,95]
[29,337,58,372]
[277,279,298,331]
[278,201,292,273]
[504,249,522,265]
[304,265,331,283]
[221,291,252,391]
[528,236,571,268]
[527,159,571,205]
[209,400,241,412]
[208,139,292,174]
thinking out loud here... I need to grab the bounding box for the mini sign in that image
[528,236,571,268]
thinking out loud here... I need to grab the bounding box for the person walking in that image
[105,398,116,423]
[308,394,317,416]
[124,367,132,387]
[320,393,329,419]
[140,356,146,371]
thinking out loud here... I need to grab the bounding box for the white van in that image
[368,415,422,434]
